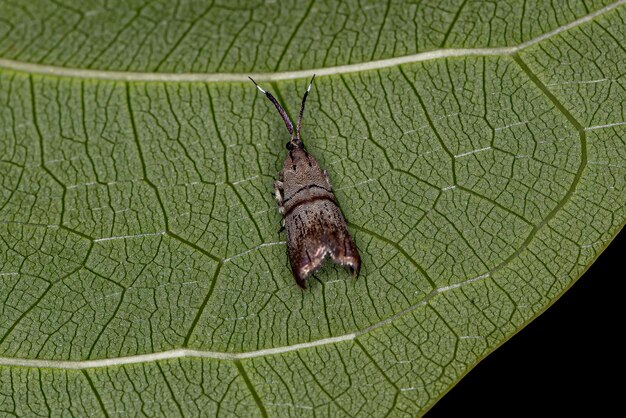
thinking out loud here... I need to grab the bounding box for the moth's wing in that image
[328,223,361,277]
[302,197,361,277]
[285,196,360,287]
[286,206,331,288]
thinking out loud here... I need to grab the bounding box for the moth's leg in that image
[274,180,286,232]
[274,180,284,210]
[323,169,332,189]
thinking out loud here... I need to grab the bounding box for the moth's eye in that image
[285,142,294,150]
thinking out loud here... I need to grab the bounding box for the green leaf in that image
[0,1,624,416]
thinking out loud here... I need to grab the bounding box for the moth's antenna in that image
[296,74,316,143]
[249,77,293,137]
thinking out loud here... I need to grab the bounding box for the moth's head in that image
[285,140,305,151]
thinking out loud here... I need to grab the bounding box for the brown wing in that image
[285,199,360,288]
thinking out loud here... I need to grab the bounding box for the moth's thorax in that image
[281,147,329,198]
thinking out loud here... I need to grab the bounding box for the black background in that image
[426,226,624,417]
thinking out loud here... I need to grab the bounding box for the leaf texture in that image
[0,1,625,416]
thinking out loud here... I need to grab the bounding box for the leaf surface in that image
[0,1,624,416]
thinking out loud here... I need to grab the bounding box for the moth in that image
[250,75,361,288]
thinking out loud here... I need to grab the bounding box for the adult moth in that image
[249,75,361,289]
